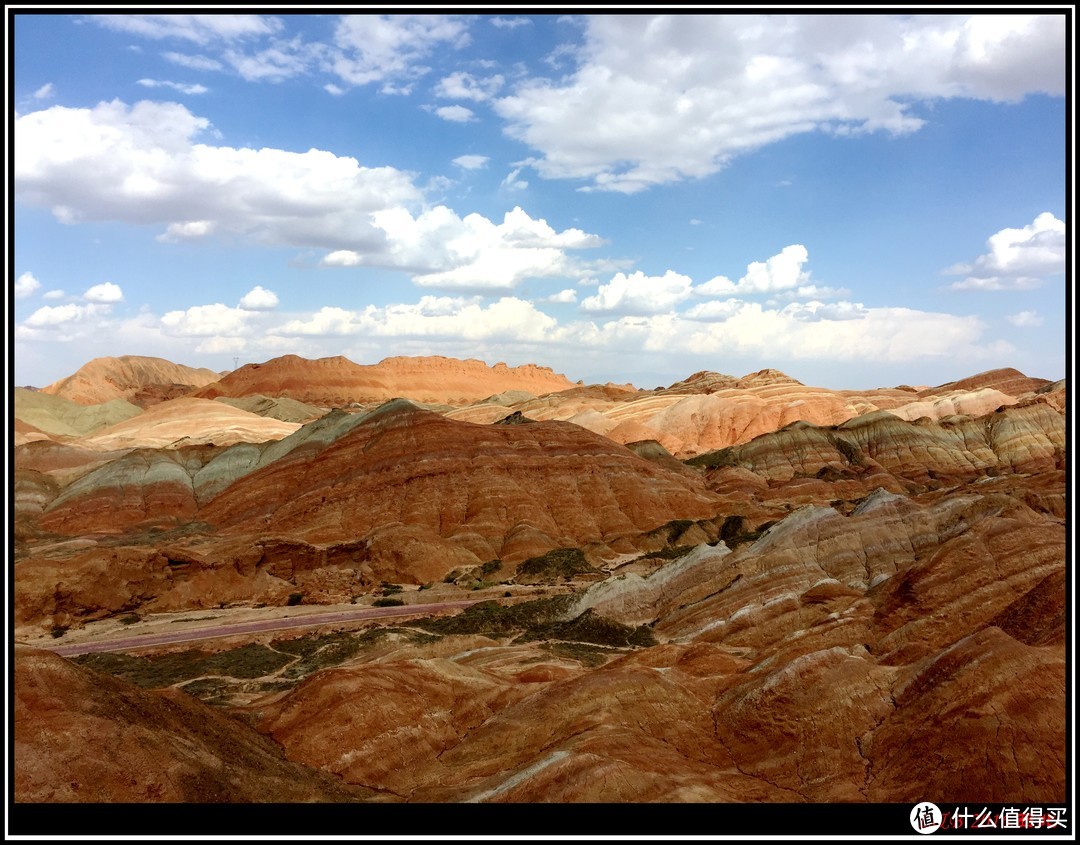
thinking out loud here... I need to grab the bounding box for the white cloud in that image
[331,15,469,88]
[453,154,489,170]
[83,282,124,303]
[947,212,1065,291]
[491,17,532,30]
[545,289,578,304]
[785,300,868,322]
[22,302,110,329]
[325,83,345,96]
[223,39,318,82]
[163,51,225,72]
[43,289,65,299]
[563,303,992,365]
[435,71,504,102]
[157,220,215,242]
[689,218,702,226]
[683,298,742,322]
[160,303,252,337]
[322,205,602,291]
[137,78,208,94]
[494,15,1065,192]
[15,99,423,251]
[32,83,54,100]
[195,335,247,354]
[501,167,528,191]
[1007,310,1044,328]
[434,105,476,123]
[238,285,279,310]
[274,296,556,343]
[695,245,810,296]
[90,14,281,45]
[15,272,41,298]
[581,270,694,315]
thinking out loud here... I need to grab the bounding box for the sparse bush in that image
[119,614,141,625]
[287,592,304,606]
[373,597,405,608]
[418,582,433,591]
[380,582,403,595]
[50,625,68,639]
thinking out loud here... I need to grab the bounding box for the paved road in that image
[41,599,484,658]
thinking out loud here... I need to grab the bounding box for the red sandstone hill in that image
[193,354,578,406]
[196,399,720,580]
[921,367,1051,398]
[40,356,223,408]
[13,645,377,802]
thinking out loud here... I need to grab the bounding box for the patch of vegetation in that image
[178,677,232,704]
[286,592,304,606]
[379,582,403,595]
[829,435,865,467]
[274,627,438,679]
[73,643,294,688]
[119,614,141,625]
[516,547,599,583]
[685,447,741,470]
[514,608,657,648]
[416,595,576,638]
[540,641,626,668]
[480,559,502,576]
[418,582,433,591]
[373,597,405,607]
[719,514,775,548]
[50,625,68,639]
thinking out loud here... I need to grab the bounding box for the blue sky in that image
[12,12,1068,390]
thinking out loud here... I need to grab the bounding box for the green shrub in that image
[373,597,405,608]
[119,614,141,625]
[50,625,68,639]
[380,582,403,595]
[287,592,304,606]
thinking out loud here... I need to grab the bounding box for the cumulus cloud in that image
[581,270,695,315]
[683,298,742,322]
[452,154,489,170]
[330,15,469,88]
[544,289,578,304]
[21,302,111,329]
[83,282,124,302]
[318,205,602,291]
[1007,310,1044,328]
[160,303,253,337]
[695,245,810,296]
[137,78,208,94]
[435,71,504,101]
[90,14,282,44]
[434,104,476,123]
[43,289,65,299]
[785,300,869,322]
[238,285,280,310]
[563,304,991,365]
[325,83,345,96]
[157,220,215,242]
[946,212,1065,290]
[494,14,1065,192]
[274,296,556,342]
[15,99,424,251]
[15,272,41,298]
